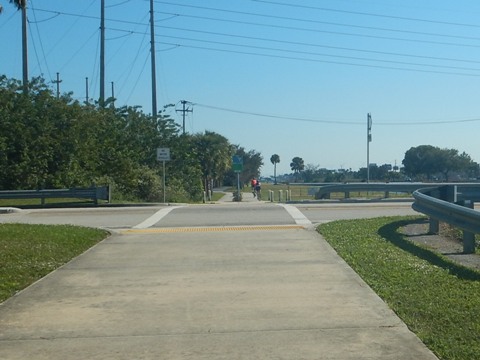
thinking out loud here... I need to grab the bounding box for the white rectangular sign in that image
[157,148,171,161]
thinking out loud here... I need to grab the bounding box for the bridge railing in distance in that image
[412,184,480,254]
[314,182,433,200]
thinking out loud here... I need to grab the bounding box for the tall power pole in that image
[99,0,105,107]
[150,0,158,119]
[85,77,89,104]
[176,100,193,134]
[52,72,62,99]
[111,81,115,108]
[21,0,28,94]
[2,1,28,93]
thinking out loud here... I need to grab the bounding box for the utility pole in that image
[150,0,158,119]
[52,72,62,99]
[367,113,372,183]
[99,0,105,107]
[85,77,89,104]
[111,81,115,108]
[176,100,193,135]
[1,2,28,93]
[21,0,28,94]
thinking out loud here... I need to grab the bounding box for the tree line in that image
[0,76,263,202]
[268,145,479,183]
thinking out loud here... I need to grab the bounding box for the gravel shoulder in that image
[401,220,480,271]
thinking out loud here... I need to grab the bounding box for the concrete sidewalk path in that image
[217,189,260,203]
[0,226,438,359]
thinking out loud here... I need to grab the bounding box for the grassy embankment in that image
[0,223,108,303]
[318,216,480,360]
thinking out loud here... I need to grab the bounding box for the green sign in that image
[232,155,243,173]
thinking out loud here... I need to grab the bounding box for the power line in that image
[192,102,480,126]
[108,25,480,66]
[155,40,480,77]
[33,7,480,50]
[30,7,480,77]
[153,33,480,73]
[250,0,480,29]
[103,24,480,76]
[11,3,480,105]
[156,23,480,50]
[154,6,480,42]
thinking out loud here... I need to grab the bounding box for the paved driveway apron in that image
[0,203,438,359]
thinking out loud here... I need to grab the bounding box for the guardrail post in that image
[460,200,476,254]
[345,191,350,199]
[428,218,439,234]
[385,191,390,198]
[463,231,475,254]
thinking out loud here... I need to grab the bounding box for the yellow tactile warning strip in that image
[121,225,304,234]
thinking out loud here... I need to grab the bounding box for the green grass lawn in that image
[0,223,109,303]
[318,216,480,360]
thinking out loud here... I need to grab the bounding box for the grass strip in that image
[318,216,480,360]
[0,223,109,303]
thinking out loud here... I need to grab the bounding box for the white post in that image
[163,160,166,203]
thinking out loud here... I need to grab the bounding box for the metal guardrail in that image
[314,182,433,199]
[412,185,480,254]
[0,185,111,205]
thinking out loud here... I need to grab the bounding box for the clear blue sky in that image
[2,0,480,176]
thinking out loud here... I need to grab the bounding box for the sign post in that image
[232,155,243,201]
[157,148,171,203]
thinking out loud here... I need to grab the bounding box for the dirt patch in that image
[401,220,480,271]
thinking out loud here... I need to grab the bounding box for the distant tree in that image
[290,157,305,182]
[466,161,480,180]
[192,131,234,192]
[302,164,320,183]
[223,145,263,187]
[270,154,280,184]
[403,145,476,181]
[402,145,438,180]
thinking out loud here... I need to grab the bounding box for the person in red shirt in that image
[250,178,257,197]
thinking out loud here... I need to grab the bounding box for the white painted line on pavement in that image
[277,204,312,226]
[133,206,185,229]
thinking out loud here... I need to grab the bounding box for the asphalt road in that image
[0,200,419,229]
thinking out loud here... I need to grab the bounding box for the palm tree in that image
[10,0,24,8]
[290,157,305,182]
[270,154,280,185]
[0,0,24,13]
